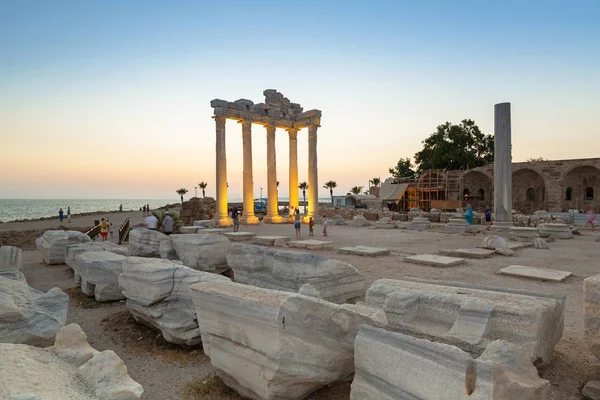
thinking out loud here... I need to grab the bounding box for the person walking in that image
[484,205,492,226]
[66,206,71,223]
[294,209,301,240]
[231,207,240,232]
[464,204,473,225]
[119,204,123,212]
[59,208,64,223]
[100,218,109,241]
[322,214,328,236]
[587,207,597,232]
[163,211,175,235]
[145,211,159,231]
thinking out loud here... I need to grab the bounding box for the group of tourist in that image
[58,207,71,223]
[293,209,328,240]
[99,218,114,241]
[144,210,175,235]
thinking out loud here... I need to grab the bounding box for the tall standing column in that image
[492,102,513,232]
[214,115,232,226]
[287,128,299,216]
[263,125,283,223]
[239,120,259,225]
[307,124,319,221]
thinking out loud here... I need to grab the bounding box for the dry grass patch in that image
[65,286,102,309]
[101,310,204,365]
[182,374,242,400]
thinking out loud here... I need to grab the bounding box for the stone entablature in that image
[462,157,600,213]
[211,90,322,227]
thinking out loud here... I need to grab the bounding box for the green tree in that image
[350,186,363,195]
[389,157,416,179]
[298,182,308,214]
[198,182,208,198]
[151,210,183,233]
[323,180,337,205]
[413,119,493,172]
[176,188,188,205]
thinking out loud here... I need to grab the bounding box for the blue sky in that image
[1,0,599,199]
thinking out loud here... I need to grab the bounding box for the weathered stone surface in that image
[366,278,565,365]
[499,265,572,282]
[533,238,549,249]
[509,226,539,242]
[538,223,573,239]
[495,247,514,256]
[193,219,214,228]
[584,275,600,362]
[350,325,549,400]
[351,215,369,227]
[252,236,291,246]
[168,233,230,273]
[128,228,168,257]
[179,226,199,234]
[583,380,600,400]
[226,243,365,304]
[158,237,178,260]
[222,231,256,242]
[198,228,227,234]
[439,248,494,259]
[369,220,396,229]
[65,242,129,283]
[482,235,508,250]
[506,241,532,250]
[407,217,431,231]
[119,257,230,346]
[72,251,128,301]
[288,239,333,250]
[338,246,390,257]
[0,246,22,271]
[191,281,387,400]
[0,323,143,399]
[36,230,91,264]
[444,218,468,233]
[0,275,68,346]
[405,254,466,267]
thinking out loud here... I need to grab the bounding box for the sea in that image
[0,199,176,223]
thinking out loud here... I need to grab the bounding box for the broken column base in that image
[490,221,513,235]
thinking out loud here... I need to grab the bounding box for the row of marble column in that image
[214,115,318,226]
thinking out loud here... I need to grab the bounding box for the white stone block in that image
[179,226,199,234]
[65,241,129,271]
[407,217,431,231]
[338,246,390,257]
[350,325,549,400]
[226,243,365,304]
[191,281,387,400]
[252,236,291,246]
[0,246,22,271]
[498,265,572,282]
[287,239,333,250]
[193,220,214,228]
[405,254,466,267]
[482,235,508,250]
[72,251,128,301]
[365,278,565,365]
[36,230,91,264]
[128,228,168,257]
[169,233,230,273]
[222,232,256,242]
[439,248,494,259]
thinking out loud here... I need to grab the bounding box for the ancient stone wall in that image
[180,197,216,225]
[462,158,600,213]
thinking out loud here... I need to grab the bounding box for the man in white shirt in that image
[145,212,159,230]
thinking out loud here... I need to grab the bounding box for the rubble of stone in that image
[180,197,216,225]
[36,230,91,264]
[533,238,550,249]
[350,325,549,400]
[226,243,365,304]
[191,281,387,400]
[0,323,143,399]
[165,233,231,273]
[128,227,168,257]
[0,274,68,346]
[119,257,230,346]
[72,251,128,301]
[482,235,508,250]
[351,214,369,227]
[365,278,565,365]
[538,223,573,239]
[332,214,347,225]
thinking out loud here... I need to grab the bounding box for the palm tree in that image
[323,181,337,205]
[152,210,183,233]
[298,182,308,214]
[198,182,208,198]
[350,186,363,195]
[371,177,381,187]
[176,188,188,205]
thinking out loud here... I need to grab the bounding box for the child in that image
[322,214,328,237]
[308,217,314,236]
[587,207,596,232]
[109,222,114,238]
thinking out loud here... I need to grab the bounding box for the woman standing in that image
[294,209,301,240]
[464,204,473,225]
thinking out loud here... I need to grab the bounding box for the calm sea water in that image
[0,199,175,222]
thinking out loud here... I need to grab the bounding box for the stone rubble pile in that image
[350,325,549,399]
[0,272,68,346]
[512,213,567,227]
[226,243,365,304]
[0,323,143,400]
[119,257,230,346]
[191,281,387,400]
[180,197,216,225]
[36,230,91,264]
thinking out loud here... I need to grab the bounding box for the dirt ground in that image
[16,221,600,399]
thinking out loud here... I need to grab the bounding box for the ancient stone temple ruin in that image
[210,89,322,226]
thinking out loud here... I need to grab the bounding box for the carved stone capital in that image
[308,124,319,139]
[213,115,226,129]
[287,128,299,141]
[265,124,276,138]
[239,119,252,134]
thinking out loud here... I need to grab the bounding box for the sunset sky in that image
[1,0,599,200]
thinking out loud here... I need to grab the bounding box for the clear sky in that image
[1,0,599,200]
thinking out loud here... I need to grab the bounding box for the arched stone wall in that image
[562,165,600,211]
[512,168,546,214]
[462,171,492,211]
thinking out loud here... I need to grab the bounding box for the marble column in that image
[307,124,319,221]
[239,120,259,225]
[492,102,513,232]
[287,128,299,215]
[214,115,232,227]
[263,125,283,223]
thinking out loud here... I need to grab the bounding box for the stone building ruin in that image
[210,89,322,227]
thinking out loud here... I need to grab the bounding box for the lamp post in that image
[260,187,263,202]
[195,186,197,198]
